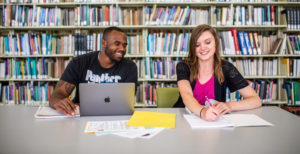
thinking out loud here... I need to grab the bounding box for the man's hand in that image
[52,97,77,117]
[49,80,76,117]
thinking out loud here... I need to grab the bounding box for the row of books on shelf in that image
[1,32,300,57]
[285,8,300,30]
[144,57,180,80]
[0,57,69,79]
[216,5,277,26]
[136,82,178,105]
[71,32,143,56]
[0,32,144,56]
[219,29,300,55]
[131,58,144,79]
[4,0,209,3]
[0,79,297,106]
[285,34,300,55]
[0,82,54,105]
[280,58,300,77]
[0,33,73,56]
[228,57,278,77]
[1,5,144,27]
[2,0,282,3]
[145,5,209,26]
[282,81,300,105]
[226,80,277,103]
[147,31,190,56]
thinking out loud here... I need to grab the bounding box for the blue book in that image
[282,82,292,104]
[98,8,102,24]
[183,33,189,53]
[41,8,45,26]
[147,34,151,55]
[243,32,253,55]
[267,5,271,25]
[5,86,8,104]
[237,32,247,55]
[261,7,265,25]
[167,6,176,25]
[163,33,168,54]
[44,84,47,102]
[157,60,161,78]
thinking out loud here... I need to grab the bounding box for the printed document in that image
[84,120,144,134]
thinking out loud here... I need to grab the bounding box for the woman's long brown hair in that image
[185,24,224,84]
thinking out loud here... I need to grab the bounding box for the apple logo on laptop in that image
[104,97,110,103]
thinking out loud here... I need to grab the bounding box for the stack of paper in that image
[84,111,176,139]
[84,120,164,139]
[184,113,273,129]
[34,106,80,119]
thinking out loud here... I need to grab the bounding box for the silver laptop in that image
[79,83,135,116]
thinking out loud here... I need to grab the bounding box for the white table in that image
[0,106,300,154]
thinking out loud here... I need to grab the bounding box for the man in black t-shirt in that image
[49,27,137,117]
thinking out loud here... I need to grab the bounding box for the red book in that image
[105,6,109,24]
[270,5,275,25]
[47,83,51,101]
[230,28,241,55]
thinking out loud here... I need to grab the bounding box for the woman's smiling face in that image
[195,30,216,62]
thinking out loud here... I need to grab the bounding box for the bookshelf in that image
[0,0,299,107]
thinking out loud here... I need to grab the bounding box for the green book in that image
[292,81,300,104]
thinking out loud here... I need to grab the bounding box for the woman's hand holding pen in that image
[53,97,77,118]
[213,102,232,115]
[201,107,220,122]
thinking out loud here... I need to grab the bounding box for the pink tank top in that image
[193,75,215,105]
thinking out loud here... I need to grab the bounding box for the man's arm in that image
[49,80,76,116]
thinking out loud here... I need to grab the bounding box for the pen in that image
[69,96,75,118]
[205,96,213,107]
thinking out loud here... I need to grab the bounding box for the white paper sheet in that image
[223,114,273,127]
[85,120,145,134]
[184,113,273,129]
[34,106,80,119]
[183,114,234,129]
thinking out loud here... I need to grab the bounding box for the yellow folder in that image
[126,111,176,128]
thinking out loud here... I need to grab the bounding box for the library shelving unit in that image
[0,0,299,107]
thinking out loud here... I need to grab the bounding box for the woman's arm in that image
[178,80,220,121]
[227,85,262,111]
[214,85,262,115]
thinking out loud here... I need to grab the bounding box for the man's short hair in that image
[103,27,125,40]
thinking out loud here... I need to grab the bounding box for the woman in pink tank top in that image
[177,25,261,122]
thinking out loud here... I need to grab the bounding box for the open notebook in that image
[34,106,80,119]
[184,112,273,129]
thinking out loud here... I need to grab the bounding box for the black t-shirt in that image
[60,51,138,103]
[174,60,249,107]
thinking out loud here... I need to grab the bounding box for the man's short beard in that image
[104,47,122,63]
